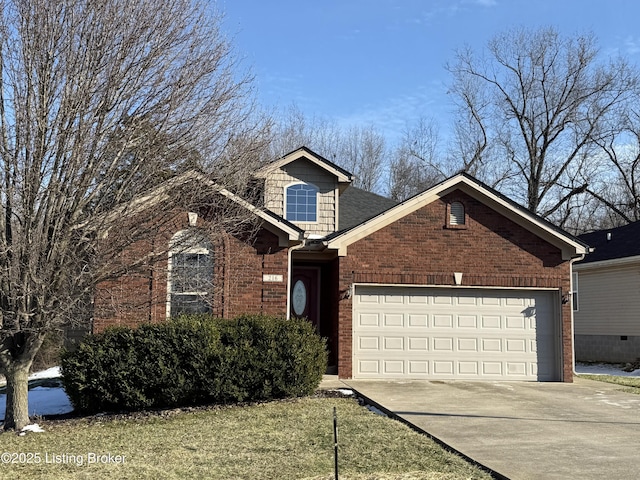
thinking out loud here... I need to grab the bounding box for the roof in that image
[577,221,640,264]
[84,170,304,243]
[338,186,398,231]
[255,146,354,184]
[326,172,589,260]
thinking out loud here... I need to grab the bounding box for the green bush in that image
[213,315,328,403]
[60,315,327,414]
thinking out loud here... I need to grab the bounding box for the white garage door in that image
[353,286,559,381]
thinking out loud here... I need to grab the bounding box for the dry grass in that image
[577,374,640,394]
[0,396,491,480]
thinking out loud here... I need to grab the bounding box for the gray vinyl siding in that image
[573,263,640,335]
[263,159,338,236]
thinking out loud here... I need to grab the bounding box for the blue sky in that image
[221,1,640,145]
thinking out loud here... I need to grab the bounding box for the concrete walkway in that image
[321,376,640,480]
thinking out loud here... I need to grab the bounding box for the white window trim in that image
[166,230,213,318]
[284,181,319,224]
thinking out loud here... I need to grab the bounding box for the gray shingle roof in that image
[578,220,640,263]
[338,186,398,232]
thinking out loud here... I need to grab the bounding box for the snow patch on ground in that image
[28,366,62,380]
[575,362,640,377]
[0,367,73,422]
[20,423,45,434]
[335,388,354,396]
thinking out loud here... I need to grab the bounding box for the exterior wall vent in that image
[449,201,465,226]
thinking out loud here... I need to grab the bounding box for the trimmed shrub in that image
[212,315,327,402]
[60,315,327,414]
[60,327,145,413]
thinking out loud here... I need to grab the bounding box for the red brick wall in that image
[94,211,289,332]
[337,191,573,381]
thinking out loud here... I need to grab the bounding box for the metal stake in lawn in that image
[333,406,339,480]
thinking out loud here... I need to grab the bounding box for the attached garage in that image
[353,285,561,381]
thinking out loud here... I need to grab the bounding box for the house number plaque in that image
[263,274,283,282]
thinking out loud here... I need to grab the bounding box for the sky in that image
[220,0,640,146]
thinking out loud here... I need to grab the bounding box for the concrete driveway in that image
[338,377,640,480]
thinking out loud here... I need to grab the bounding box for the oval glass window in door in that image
[292,280,307,316]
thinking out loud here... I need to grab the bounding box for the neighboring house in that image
[94,147,588,381]
[574,221,640,363]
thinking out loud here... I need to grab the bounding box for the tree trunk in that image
[3,361,31,431]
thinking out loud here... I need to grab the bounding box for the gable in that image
[346,191,565,272]
[255,146,353,184]
[327,173,587,260]
[262,158,340,236]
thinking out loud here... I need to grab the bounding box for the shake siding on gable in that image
[574,264,640,335]
[263,159,337,236]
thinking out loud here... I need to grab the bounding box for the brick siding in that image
[94,211,289,332]
[337,191,573,381]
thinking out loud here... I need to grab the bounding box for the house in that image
[94,147,588,381]
[573,221,640,363]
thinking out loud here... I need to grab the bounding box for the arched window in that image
[168,230,213,317]
[285,183,318,222]
[449,201,465,226]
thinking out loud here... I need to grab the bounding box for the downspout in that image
[286,241,305,319]
[569,252,587,379]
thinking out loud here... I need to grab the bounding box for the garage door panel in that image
[457,315,477,328]
[481,316,501,328]
[506,316,526,330]
[458,338,479,351]
[408,361,429,374]
[458,361,478,375]
[505,338,527,352]
[358,313,379,327]
[433,314,453,327]
[457,295,478,306]
[383,360,404,374]
[408,337,429,350]
[482,338,502,352]
[384,337,404,350]
[383,313,404,327]
[408,314,428,327]
[358,336,379,350]
[353,286,559,381]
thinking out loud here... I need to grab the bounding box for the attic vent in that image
[449,201,465,226]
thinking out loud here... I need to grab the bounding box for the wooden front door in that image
[291,267,320,330]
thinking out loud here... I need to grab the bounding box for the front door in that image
[291,267,320,330]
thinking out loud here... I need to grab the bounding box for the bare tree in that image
[586,106,640,225]
[388,117,445,201]
[338,125,386,192]
[448,71,490,177]
[270,105,388,193]
[0,0,265,430]
[447,27,638,218]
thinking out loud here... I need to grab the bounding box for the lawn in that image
[577,374,640,394]
[0,395,491,480]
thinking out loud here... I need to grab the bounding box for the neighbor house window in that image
[168,230,213,317]
[285,183,318,222]
[447,201,466,228]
